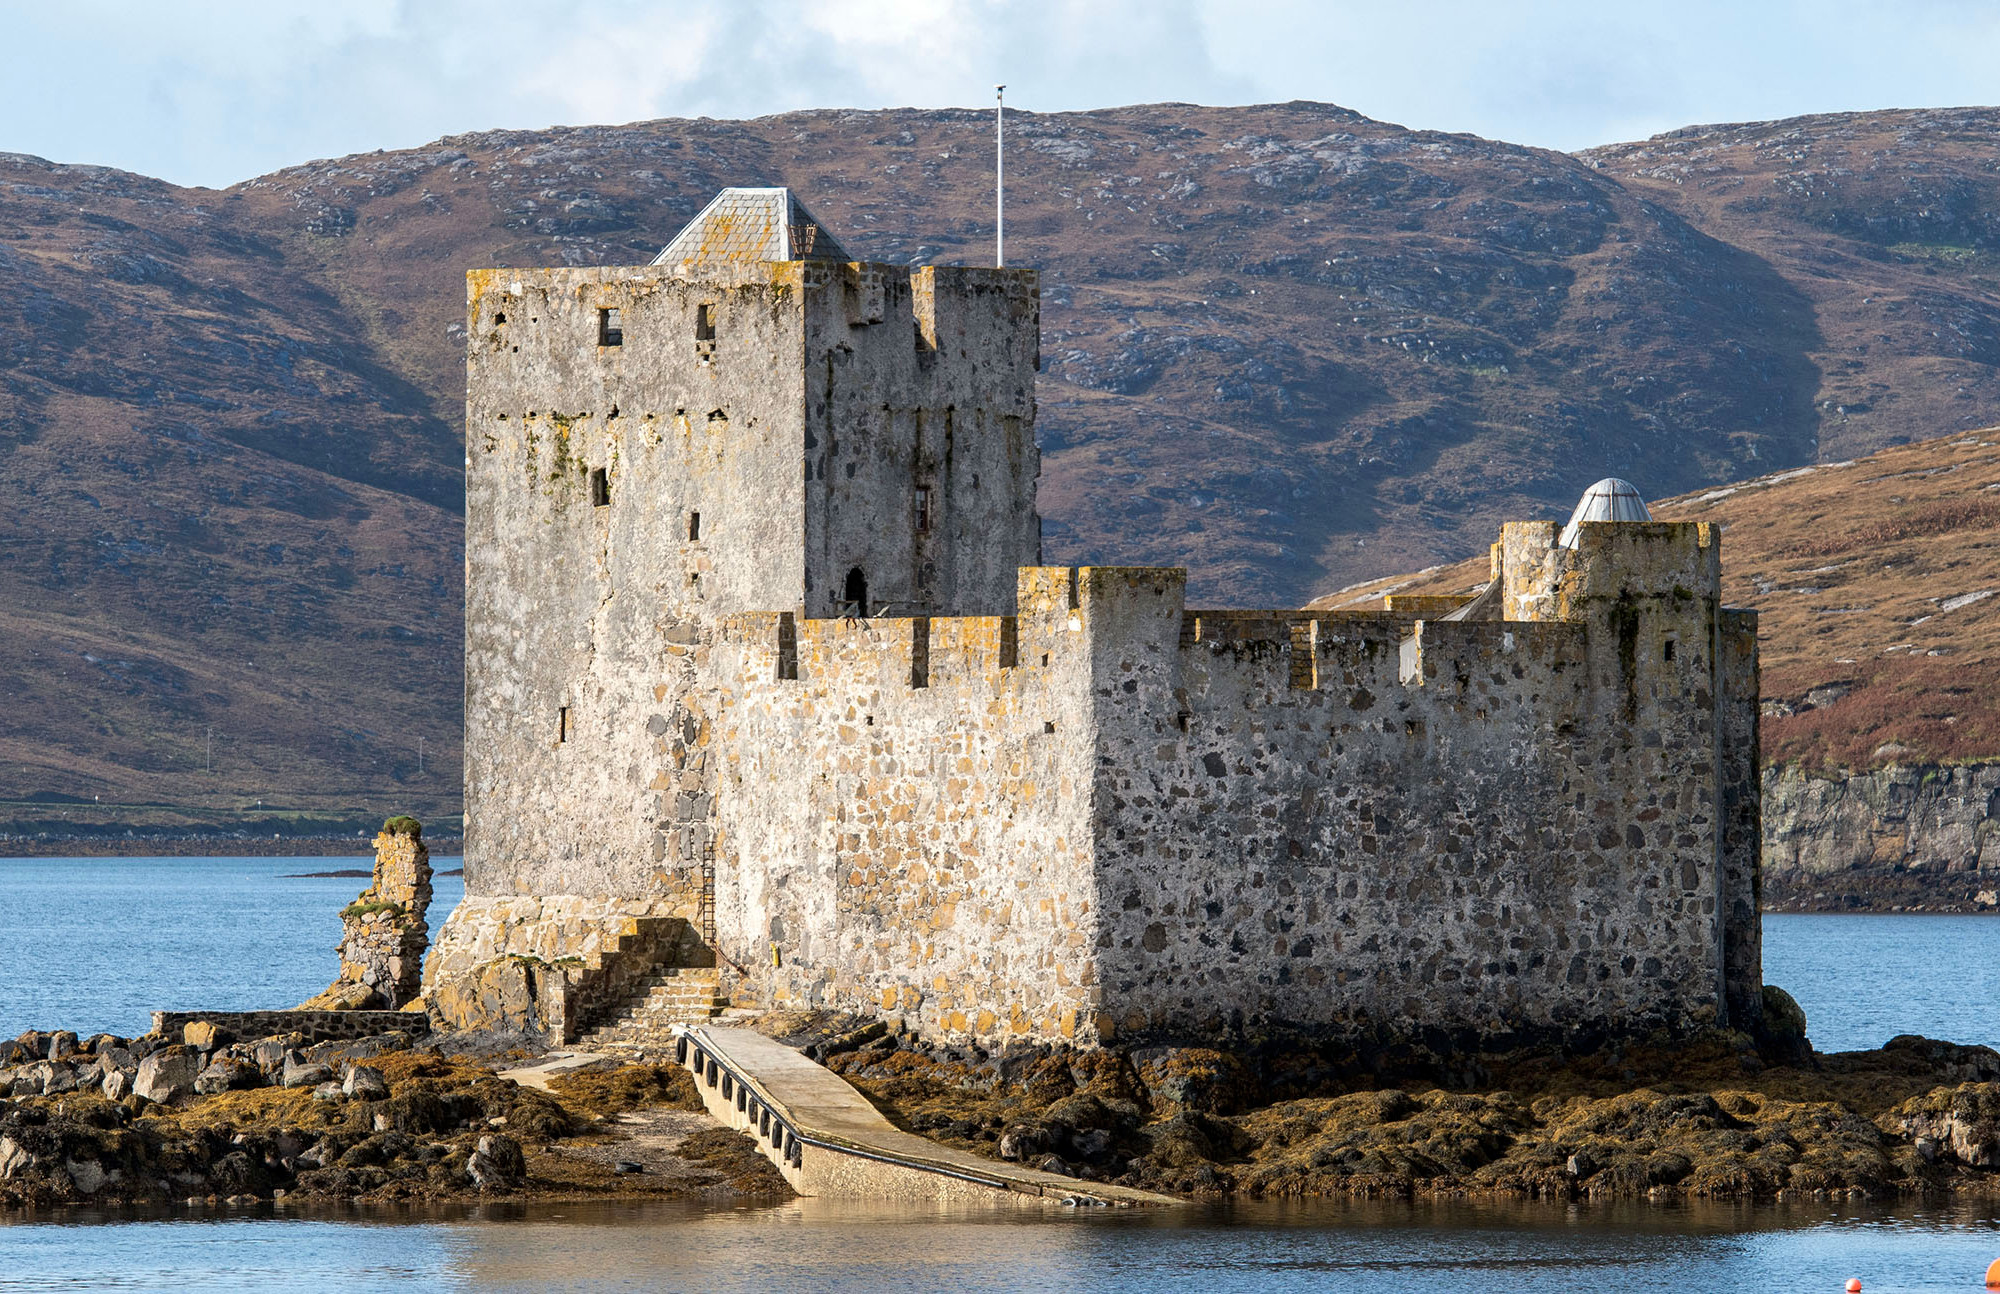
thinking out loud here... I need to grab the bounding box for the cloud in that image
[4,0,2000,187]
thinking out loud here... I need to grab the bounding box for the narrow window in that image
[1663,638,1678,662]
[998,616,1019,668]
[777,612,798,681]
[688,511,702,542]
[843,567,869,618]
[558,706,571,744]
[695,303,716,341]
[590,467,610,507]
[914,486,932,534]
[911,617,931,689]
[598,307,623,347]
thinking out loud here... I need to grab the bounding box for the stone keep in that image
[426,187,1763,1051]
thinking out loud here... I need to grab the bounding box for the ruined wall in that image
[800,264,1041,618]
[709,568,1101,1042]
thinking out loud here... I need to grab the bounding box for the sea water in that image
[5,858,2000,1291]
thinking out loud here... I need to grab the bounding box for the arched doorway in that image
[843,567,869,617]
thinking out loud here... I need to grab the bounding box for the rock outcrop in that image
[300,817,432,1009]
[1763,763,2000,910]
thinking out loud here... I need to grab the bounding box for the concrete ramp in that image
[673,1024,1177,1207]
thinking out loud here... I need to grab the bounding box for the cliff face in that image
[1763,763,2000,911]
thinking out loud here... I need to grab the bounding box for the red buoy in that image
[1985,1255,2000,1288]
[1846,1280,1860,1293]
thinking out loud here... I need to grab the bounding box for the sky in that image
[5,0,2000,189]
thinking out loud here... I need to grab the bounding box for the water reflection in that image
[9,1197,2000,1292]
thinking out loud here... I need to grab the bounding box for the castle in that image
[424,187,1764,1051]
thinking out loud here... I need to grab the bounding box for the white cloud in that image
[2,0,1999,186]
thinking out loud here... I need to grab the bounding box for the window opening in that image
[688,511,702,542]
[1663,638,1678,662]
[998,616,1019,668]
[843,567,869,618]
[914,486,932,534]
[590,467,610,507]
[598,307,623,347]
[695,303,716,341]
[558,706,571,744]
[911,617,931,688]
[777,612,798,681]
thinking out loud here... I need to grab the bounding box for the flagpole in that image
[995,84,1005,268]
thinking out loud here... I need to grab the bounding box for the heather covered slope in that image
[1315,428,2000,773]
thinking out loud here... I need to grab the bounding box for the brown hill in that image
[3,101,1998,827]
[1584,108,2000,460]
[1313,428,2000,772]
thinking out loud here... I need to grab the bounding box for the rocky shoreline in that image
[0,1026,783,1209]
[15,996,2000,1210]
[1764,762,2000,913]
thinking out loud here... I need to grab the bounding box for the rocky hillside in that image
[4,102,2000,828]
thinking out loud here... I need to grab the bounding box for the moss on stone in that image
[382,815,423,839]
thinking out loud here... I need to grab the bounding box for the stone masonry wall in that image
[331,826,432,1009]
[711,567,1099,1042]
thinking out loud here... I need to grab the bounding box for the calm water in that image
[6,858,2000,1290]
[0,856,463,1038]
[6,1198,2000,1292]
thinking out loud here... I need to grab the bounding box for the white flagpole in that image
[996,84,1005,268]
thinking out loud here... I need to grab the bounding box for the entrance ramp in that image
[673,1024,1178,1207]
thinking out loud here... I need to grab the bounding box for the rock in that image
[1072,1128,1114,1159]
[65,1159,107,1194]
[133,1049,202,1104]
[250,1040,290,1077]
[37,1062,78,1096]
[194,1058,260,1095]
[281,1056,333,1089]
[13,1031,44,1061]
[342,1065,389,1100]
[183,1021,231,1051]
[0,1040,24,1067]
[1032,1153,1074,1176]
[1566,1151,1597,1178]
[312,1082,344,1102]
[46,1031,78,1060]
[613,1160,645,1174]
[466,1133,524,1190]
[0,1135,31,1180]
[83,1034,123,1054]
[998,1124,1051,1162]
[101,1069,130,1101]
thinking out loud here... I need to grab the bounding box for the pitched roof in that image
[651,187,852,268]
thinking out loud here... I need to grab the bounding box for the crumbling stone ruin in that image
[304,817,432,1010]
[424,187,1764,1052]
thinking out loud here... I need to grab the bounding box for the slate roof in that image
[1558,477,1652,547]
[652,187,853,268]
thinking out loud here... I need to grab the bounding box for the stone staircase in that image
[573,967,728,1054]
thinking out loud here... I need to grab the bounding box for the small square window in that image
[695,303,716,341]
[590,467,610,507]
[598,307,623,347]
[914,486,932,534]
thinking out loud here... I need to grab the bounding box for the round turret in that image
[1557,477,1651,548]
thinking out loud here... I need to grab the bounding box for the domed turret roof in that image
[1558,477,1651,548]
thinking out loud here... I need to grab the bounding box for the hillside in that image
[1315,427,2000,772]
[5,101,2000,827]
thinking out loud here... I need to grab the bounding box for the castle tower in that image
[429,189,1042,1025]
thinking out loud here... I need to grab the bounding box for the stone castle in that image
[424,187,1765,1051]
